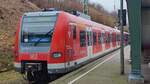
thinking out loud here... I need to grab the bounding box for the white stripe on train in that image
[14,46,120,70]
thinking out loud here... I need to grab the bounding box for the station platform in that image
[51,46,131,84]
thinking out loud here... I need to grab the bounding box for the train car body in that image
[14,10,128,81]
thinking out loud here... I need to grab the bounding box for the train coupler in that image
[25,63,42,72]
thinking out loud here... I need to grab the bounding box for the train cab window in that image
[93,32,97,45]
[21,15,57,45]
[80,31,86,47]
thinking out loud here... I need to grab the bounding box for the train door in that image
[66,23,76,69]
[101,31,105,51]
[112,32,117,47]
[105,31,111,49]
[98,32,102,51]
[117,33,121,46]
[71,24,78,65]
[86,27,93,58]
[110,32,113,48]
[104,32,107,49]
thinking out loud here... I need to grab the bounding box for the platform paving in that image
[141,63,150,84]
[51,46,131,84]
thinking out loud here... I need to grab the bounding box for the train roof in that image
[23,10,122,33]
[62,11,117,32]
[23,11,59,17]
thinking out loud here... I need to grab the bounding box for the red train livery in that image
[14,10,129,81]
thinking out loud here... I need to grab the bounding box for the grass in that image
[0,70,21,81]
[0,51,14,72]
[0,70,27,84]
[0,50,26,84]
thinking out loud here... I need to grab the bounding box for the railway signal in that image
[118,9,127,26]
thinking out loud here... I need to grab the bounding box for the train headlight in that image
[52,52,61,58]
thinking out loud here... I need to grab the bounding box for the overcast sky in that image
[89,0,127,12]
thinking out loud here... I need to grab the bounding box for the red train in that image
[14,10,129,82]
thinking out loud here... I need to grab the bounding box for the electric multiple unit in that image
[14,10,129,82]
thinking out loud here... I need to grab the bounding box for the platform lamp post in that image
[120,0,125,75]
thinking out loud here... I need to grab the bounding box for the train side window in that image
[105,34,108,43]
[108,34,109,43]
[115,34,117,42]
[116,34,118,42]
[108,34,110,43]
[118,34,119,41]
[118,34,121,41]
[101,33,104,44]
[112,34,114,42]
[87,32,90,45]
[112,34,115,42]
[93,32,97,45]
[72,25,76,39]
[117,34,120,41]
[98,33,101,44]
[110,33,112,43]
[80,31,86,47]
[116,34,118,41]
[87,31,92,46]
[114,34,116,42]
[106,33,110,43]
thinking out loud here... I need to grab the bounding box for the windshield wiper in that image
[34,29,54,46]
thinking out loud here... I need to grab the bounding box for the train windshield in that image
[20,15,57,52]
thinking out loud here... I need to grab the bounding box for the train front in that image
[14,11,60,81]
